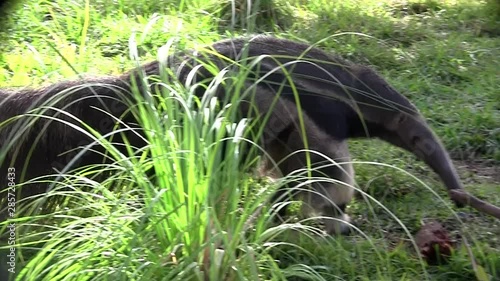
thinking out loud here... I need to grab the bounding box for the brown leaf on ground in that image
[415,221,454,264]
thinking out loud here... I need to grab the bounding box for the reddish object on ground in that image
[415,221,454,264]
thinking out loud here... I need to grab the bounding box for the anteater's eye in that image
[411,135,420,147]
[397,113,407,125]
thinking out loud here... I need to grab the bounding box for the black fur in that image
[145,36,464,197]
[0,35,465,231]
[0,77,146,222]
[141,36,418,140]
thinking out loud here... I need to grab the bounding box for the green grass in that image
[0,0,499,280]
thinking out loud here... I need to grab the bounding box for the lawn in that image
[0,0,499,280]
